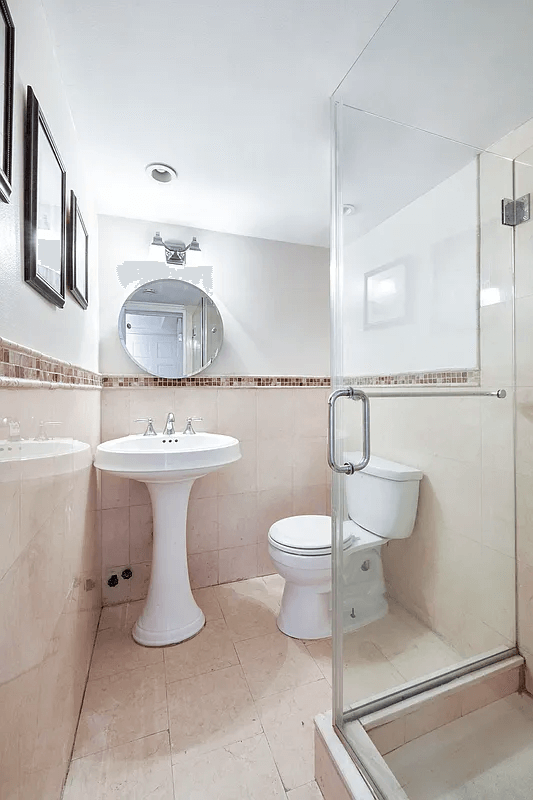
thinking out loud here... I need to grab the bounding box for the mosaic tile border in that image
[0,337,480,390]
[0,337,101,388]
[346,369,480,387]
[101,375,330,388]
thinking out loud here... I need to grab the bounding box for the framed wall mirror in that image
[68,190,89,309]
[24,86,67,307]
[118,278,223,378]
[0,0,14,203]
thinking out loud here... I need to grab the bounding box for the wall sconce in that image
[149,231,201,266]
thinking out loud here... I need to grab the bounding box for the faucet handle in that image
[1,417,21,441]
[182,416,203,435]
[135,418,157,436]
[35,421,61,441]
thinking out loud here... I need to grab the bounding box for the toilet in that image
[268,452,423,640]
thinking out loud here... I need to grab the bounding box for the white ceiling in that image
[40,0,397,247]
[41,0,533,247]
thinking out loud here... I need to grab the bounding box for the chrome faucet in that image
[1,417,21,441]
[35,421,61,441]
[182,416,203,435]
[135,418,157,436]
[163,412,176,436]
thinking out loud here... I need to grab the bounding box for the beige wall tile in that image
[219,544,258,583]
[98,386,329,600]
[188,551,219,589]
[257,388,296,439]
[100,472,129,510]
[217,388,257,441]
[129,504,153,563]
[257,438,293,492]
[129,478,150,506]
[186,496,218,554]
[101,507,130,568]
[367,717,406,756]
[218,492,258,548]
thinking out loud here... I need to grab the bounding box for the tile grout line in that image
[60,606,102,797]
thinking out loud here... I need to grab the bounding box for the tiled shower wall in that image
[100,386,330,604]
[0,387,101,800]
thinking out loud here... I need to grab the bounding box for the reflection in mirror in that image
[118,278,223,378]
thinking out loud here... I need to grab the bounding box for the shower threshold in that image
[315,655,525,800]
[385,692,533,799]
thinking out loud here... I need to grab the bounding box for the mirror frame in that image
[117,278,224,379]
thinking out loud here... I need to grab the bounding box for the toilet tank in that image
[345,452,423,539]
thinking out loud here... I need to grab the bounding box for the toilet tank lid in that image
[346,452,423,482]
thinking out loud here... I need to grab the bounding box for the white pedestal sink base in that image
[132,478,205,647]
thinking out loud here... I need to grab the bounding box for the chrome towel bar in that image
[361,388,506,399]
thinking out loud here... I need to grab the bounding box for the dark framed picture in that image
[67,190,89,309]
[0,0,15,202]
[24,86,67,307]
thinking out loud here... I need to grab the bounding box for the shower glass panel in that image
[330,99,516,757]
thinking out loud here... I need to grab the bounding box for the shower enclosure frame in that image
[329,96,520,798]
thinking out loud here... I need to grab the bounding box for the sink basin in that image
[95,432,241,647]
[0,438,91,474]
[94,432,241,481]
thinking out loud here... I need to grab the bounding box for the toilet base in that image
[277,581,331,640]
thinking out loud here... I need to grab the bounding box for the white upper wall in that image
[343,160,479,376]
[98,215,330,376]
[0,0,98,371]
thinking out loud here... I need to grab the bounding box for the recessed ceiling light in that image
[343,204,355,216]
[145,163,178,183]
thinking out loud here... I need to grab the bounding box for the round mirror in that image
[118,278,223,378]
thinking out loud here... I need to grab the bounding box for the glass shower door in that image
[329,96,517,767]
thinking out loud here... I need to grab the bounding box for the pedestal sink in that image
[95,432,241,646]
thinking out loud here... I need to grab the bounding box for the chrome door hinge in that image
[502,194,530,226]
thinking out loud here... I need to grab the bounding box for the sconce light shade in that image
[149,232,201,266]
[149,231,167,262]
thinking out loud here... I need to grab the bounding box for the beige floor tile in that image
[98,600,144,632]
[164,619,239,683]
[343,638,406,706]
[73,663,168,759]
[386,632,462,682]
[215,576,280,616]
[168,664,262,761]
[235,632,323,700]
[287,781,324,799]
[224,602,279,642]
[304,639,332,684]
[192,586,223,620]
[64,731,173,799]
[172,734,285,799]
[89,627,163,681]
[262,573,286,601]
[257,679,331,791]
[362,602,430,659]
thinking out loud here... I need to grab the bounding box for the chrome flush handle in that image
[135,418,157,436]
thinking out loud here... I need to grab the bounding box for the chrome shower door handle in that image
[327,388,371,474]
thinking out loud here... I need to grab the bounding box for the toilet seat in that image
[268,515,386,556]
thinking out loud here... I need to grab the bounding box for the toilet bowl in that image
[268,453,423,640]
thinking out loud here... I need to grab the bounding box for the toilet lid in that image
[268,515,353,555]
